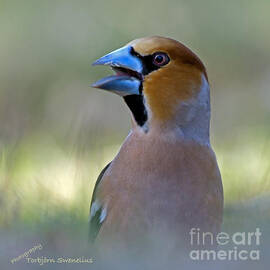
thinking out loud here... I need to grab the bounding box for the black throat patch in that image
[123,95,148,127]
[123,47,168,128]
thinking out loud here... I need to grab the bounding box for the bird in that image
[89,36,223,263]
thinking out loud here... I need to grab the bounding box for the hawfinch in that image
[89,36,223,260]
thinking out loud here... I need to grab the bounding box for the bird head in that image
[92,36,210,141]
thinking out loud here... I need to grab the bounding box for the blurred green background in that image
[1,0,270,269]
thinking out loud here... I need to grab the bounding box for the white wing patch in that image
[89,200,107,224]
[99,208,107,223]
[90,201,101,218]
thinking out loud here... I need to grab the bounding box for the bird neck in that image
[144,74,211,145]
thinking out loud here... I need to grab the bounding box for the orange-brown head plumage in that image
[130,36,208,123]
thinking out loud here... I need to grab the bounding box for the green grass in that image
[215,128,270,203]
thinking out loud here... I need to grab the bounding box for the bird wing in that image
[89,162,111,243]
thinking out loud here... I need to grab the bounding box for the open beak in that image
[91,46,143,96]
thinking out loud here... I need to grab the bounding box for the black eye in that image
[152,53,170,67]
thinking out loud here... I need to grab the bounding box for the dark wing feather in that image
[88,162,111,243]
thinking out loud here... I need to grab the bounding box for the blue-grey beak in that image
[91,46,143,96]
